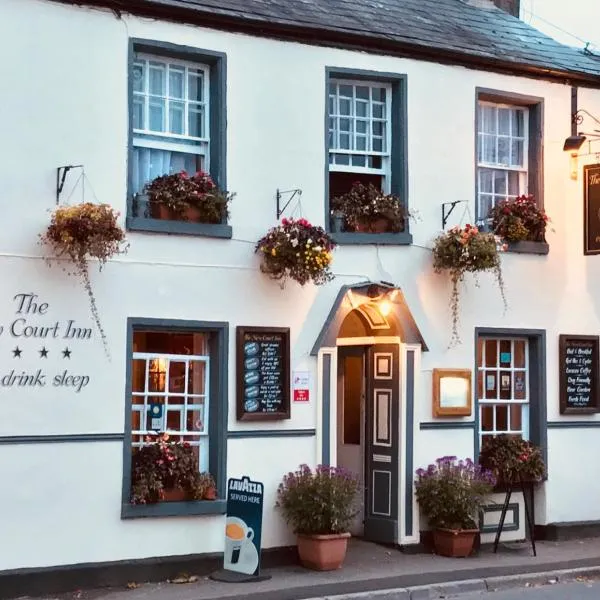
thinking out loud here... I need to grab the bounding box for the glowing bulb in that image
[379,299,392,317]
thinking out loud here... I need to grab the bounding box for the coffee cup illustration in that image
[225,517,254,565]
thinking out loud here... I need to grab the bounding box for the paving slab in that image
[28,538,600,600]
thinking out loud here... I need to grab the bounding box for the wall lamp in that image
[563,109,600,151]
[366,281,398,317]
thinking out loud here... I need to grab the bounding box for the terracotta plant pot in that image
[433,528,478,558]
[296,532,351,570]
[355,218,391,233]
[162,487,187,502]
[151,204,204,223]
[203,486,217,500]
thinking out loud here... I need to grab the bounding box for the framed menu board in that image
[559,334,600,414]
[584,164,600,255]
[236,326,291,421]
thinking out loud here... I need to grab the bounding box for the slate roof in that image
[61,0,600,84]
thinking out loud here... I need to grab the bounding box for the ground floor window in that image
[122,318,228,518]
[477,337,530,448]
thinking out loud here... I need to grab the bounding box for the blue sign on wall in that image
[224,476,264,576]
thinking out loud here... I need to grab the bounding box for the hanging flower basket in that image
[330,182,407,233]
[256,218,336,286]
[144,170,232,223]
[487,194,550,244]
[40,203,128,357]
[432,224,506,346]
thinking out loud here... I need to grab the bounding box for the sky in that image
[520,0,600,52]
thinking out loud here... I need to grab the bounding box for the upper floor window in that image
[477,102,529,219]
[132,55,210,196]
[127,40,230,239]
[326,70,410,244]
[328,80,392,194]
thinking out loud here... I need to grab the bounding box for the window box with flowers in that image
[487,195,550,255]
[130,171,234,239]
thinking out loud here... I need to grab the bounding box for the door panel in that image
[364,344,400,544]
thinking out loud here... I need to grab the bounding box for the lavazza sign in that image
[0,293,92,392]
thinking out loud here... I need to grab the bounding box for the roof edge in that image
[49,0,600,88]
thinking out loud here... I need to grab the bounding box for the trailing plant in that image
[432,224,506,346]
[478,435,546,485]
[487,194,549,243]
[144,170,232,223]
[41,203,127,357]
[415,456,496,530]
[256,218,336,286]
[330,182,407,232]
[276,464,360,535]
[131,432,216,504]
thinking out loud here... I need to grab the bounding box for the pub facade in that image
[2,0,600,590]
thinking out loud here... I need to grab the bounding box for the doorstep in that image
[10,538,600,600]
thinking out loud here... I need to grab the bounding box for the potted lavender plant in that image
[415,456,496,557]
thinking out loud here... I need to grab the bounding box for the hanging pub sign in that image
[559,334,600,414]
[236,326,290,421]
[223,476,264,578]
[584,164,600,255]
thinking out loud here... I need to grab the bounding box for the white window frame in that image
[477,101,529,219]
[132,53,211,180]
[131,350,210,473]
[328,78,392,190]
[478,338,530,446]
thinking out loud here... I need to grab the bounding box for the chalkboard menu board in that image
[584,164,600,255]
[236,326,290,421]
[559,334,600,414]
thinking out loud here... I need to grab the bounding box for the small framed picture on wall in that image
[432,369,472,417]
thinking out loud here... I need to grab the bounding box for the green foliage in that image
[488,195,549,243]
[432,224,506,346]
[276,464,360,535]
[145,170,232,223]
[415,457,496,530]
[131,433,216,504]
[478,435,546,485]
[330,182,407,232]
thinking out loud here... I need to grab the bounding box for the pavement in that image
[35,538,600,600]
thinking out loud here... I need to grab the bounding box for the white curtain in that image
[132,147,198,195]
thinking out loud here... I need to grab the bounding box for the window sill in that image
[127,217,233,239]
[121,499,227,519]
[330,231,412,246]
[504,241,549,255]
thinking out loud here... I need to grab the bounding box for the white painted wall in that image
[1,0,600,571]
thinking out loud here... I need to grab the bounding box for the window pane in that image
[512,109,524,136]
[479,194,493,219]
[339,98,351,116]
[188,71,203,102]
[339,118,351,133]
[485,340,498,367]
[482,134,496,163]
[485,372,497,399]
[477,338,484,368]
[339,84,353,97]
[133,97,144,130]
[481,106,496,134]
[499,371,512,400]
[481,406,494,431]
[356,86,369,100]
[499,341,511,367]
[498,137,510,165]
[352,154,366,167]
[169,101,185,135]
[508,171,520,196]
[356,101,368,117]
[189,361,206,395]
[339,133,350,149]
[132,147,201,194]
[169,68,184,99]
[372,138,382,152]
[514,340,526,368]
[498,108,510,135]
[372,103,383,119]
[168,361,186,393]
[149,99,165,132]
[511,140,524,167]
[356,120,367,134]
[133,62,145,93]
[514,371,526,400]
[479,169,493,194]
[496,405,508,431]
[510,404,522,431]
[371,87,386,101]
[149,62,166,95]
[493,170,507,195]
[188,106,204,137]
[132,359,146,392]
[187,408,205,433]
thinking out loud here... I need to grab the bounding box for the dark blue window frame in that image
[126,39,231,239]
[121,317,228,519]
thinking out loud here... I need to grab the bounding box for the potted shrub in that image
[144,170,232,223]
[432,224,506,346]
[276,464,359,571]
[487,194,549,246]
[478,435,546,488]
[131,433,217,504]
[415,456,496,558]
[256,218,336,286]
[40,203,127,358]
[330,182,407,233]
